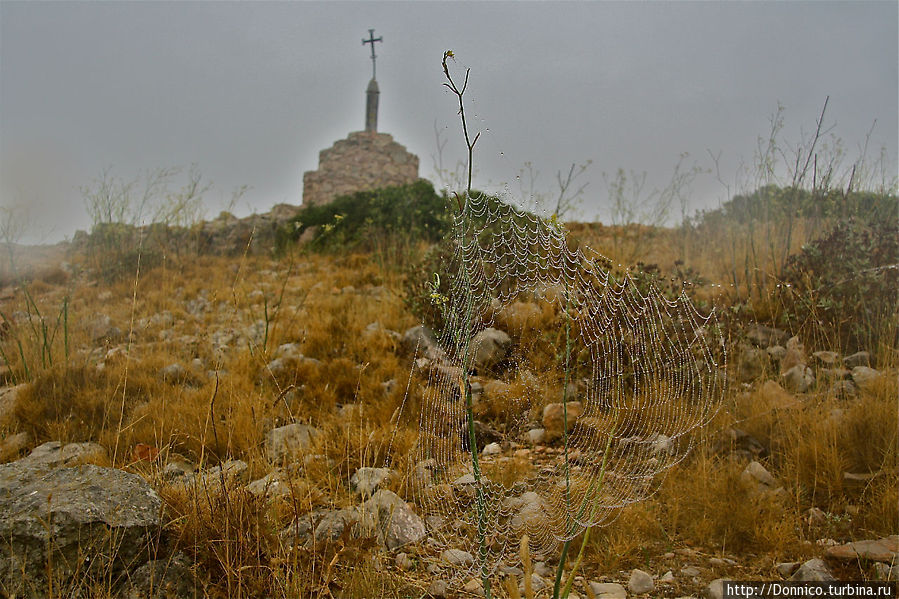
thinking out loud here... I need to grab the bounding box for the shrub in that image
[280,180,450,253]
[777,218,898,354]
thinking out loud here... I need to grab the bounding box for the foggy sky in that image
[1,1,897,243]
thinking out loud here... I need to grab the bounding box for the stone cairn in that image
[302,29,419,207]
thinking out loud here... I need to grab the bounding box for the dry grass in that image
[0,220,896,597]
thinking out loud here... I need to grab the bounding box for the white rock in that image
[588,582,627,599]
[628,568,655,594]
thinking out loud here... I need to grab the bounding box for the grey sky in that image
[2,1,896,243]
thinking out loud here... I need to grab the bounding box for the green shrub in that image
[279,180,450,253]
[777,218,898,354]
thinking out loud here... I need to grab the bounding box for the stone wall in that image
[302,131,419,206]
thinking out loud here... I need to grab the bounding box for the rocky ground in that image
[0,242,895,598]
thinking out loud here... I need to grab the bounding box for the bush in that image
[777,218,898,354]
[280,180,450,253]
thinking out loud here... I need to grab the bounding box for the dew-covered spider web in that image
[403,192,726,582]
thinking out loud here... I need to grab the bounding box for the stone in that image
[463,578,484,595]
[715,427,767,460]
[519,573,547,593]
[401,325,445,360]
[851,366,882,391]
[20,440,109,468]
[843,351,871,368]
[350,467,395,497]
[265,423,320,462]
[812,351,840,366]
[441,548,474,566]
[247,470,291,498]
[741,460,778,488]
[0,460,162,596]
[527,428,546,445]
[681,566,701,577]
[737,344,768,381]
[873,562,898,581]
[746,324,789,348]
[767,345,787,361]
[704,578,726,599]
[395,552,414,571]
[806,507,827,527]
[470,327,512,372]
[790,558,835,581]
[121,552,195,599]
[781,336,806,373]
[160,362,188,384]
[482,442,502,456]
[542,401,583,442]
[775,562,801,578]
[194,459,249,490]
[362,489,426,550]
[0,384,26,428]
[830,380,858,399]
[628,568,655,594]
[659,570,675,582]
[428,579,448,597]
[758,380,800,409]
[303,131,419,207]
[781,364,815,393]
[589,582,628,599]
[825,535,898,563]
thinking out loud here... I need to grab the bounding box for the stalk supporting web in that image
[406,192,727,587]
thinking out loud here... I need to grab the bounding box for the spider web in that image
[404,192,726,581]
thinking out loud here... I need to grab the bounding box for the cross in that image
[362,28,382,79]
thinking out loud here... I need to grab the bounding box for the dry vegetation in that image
[0,198,895,599]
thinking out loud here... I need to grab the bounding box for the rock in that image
[542,401,583,442]
[441,548,474,566]
[746,324,789,348]
[681,566,701,577]
[812,351,840,367]
[843,351,871,368]
[482,442,502,456]
[873,562,898,581]
[825,535,898,563]
[790,558,835,581]
[737,344,768,381]
[775,562,801,578]
[659,570,675,582]
[851,366,882,391]
[806,507,827,527]
[519,573,547,593]
[265,423,320,462]
[162,459,195,482]
[473,420,503,451]
[704,578,726,599]
[716,427,768,460]
[470,327,512,372]
[0,461,162,596]
[309,508,361,543]
[589,582,628,599]
[628,568,655,594]
[362,490,426,550]
[350,467,395,497]
[0,384,26,428]
[247,470,292,498]
[463,578,484,595]
[509,491,545,531]
[527,428,546,445]
[781,364,815,393]
[194,459,249,490]
[428,579,448,597]
[767,345,787,361]
[741,460,778,489]
[20,440,109,468]
[395,552,414,571]
[160,362,188,384]
[402,325,444,360]
[121,552,195,599]
[781,336,806,373]
[758,380,800,409]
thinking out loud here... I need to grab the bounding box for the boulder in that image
[0,460,162,597]
[790,558,835,581]
[470,328,512,372]
[265,423,320,463]
[843,351,871,368]
[851,366,882,391]
[20,440,109,468]
[362,490,426,550]
[628,568,655,594]
[350,467,395,498]
[825,535,898,563]
[542,401,583,441]
[402,325,444,360]
[589,582,628,599]
[781,364,815,393]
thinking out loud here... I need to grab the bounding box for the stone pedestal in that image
[302,131,419,206]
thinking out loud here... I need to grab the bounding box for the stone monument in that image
[302,29,419,207]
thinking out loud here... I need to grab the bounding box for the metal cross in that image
[362,28,382,79]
